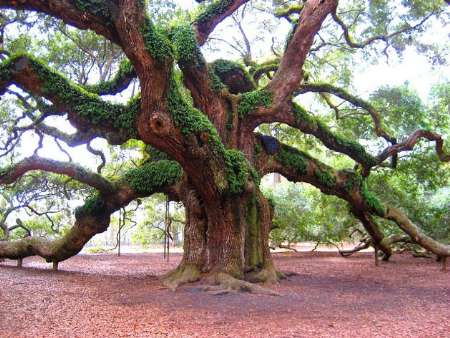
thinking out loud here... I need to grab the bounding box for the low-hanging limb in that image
[254,134,392,257]
[0,156,115,195]
[0,159,184,263]
[385,206,450,258]
[254,134,450,259]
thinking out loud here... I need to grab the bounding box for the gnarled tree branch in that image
[194,0,250,46]
[0,159,184,262]
[0,54,139,144]
[0,0,120,44]
[0,155,115,194]
[268,0,338,102]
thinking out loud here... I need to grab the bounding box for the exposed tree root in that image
[245,264,280,284]
[203,272,281,296]
[162,264,282,296]
[161,264,201,291]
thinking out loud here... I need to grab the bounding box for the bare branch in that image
[298,82,396,143]
[332,11,435,50]
[268,0,338,102]
[377,130,450,163]
[0,156,115,194]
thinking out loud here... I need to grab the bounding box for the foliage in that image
[266,183,354,246]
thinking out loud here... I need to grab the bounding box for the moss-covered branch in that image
[298,83,396,143]
[0,54,140,143]
[194,0,250,45]
[0,159,185,262]
[84,59,137,95]
[255,134,450,258]
[254,134,382,214]
[290,103,379,170]
[0,0,120,43]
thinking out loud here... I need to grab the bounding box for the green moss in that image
[212,59,242,75]
[167,74,224,152]
[238,90,272,118]
[145,145,171,161]
[0,58,12,84]
[125,160,182,195]
[361,180,385,216]
[250,166,261,187]
[169,24,201,64]
[195,0,234,24]
[293,103,377,167]
[75,193,106,218]
[167,74,257,195]
[208,66,226,92]
[85,59,134,95]
[315,169,336,188]
[276,146,308,175]
[224,149,250,194]
[334,134,378,167]
[211,59,255,94]
[292,103,317,126]
[141,17,173,62]
[274,4,304,18]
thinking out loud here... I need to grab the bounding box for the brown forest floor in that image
[0,252,449,337]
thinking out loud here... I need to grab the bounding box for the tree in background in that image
[0,0,449,292]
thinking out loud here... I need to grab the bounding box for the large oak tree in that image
[0,0,449,290]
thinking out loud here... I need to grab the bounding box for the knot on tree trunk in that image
[150,113,171,136]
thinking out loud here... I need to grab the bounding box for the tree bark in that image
[164,184,276,287]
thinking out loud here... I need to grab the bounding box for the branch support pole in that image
[442,257,447,272]
[374,247,379,267]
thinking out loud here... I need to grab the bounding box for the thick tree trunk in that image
[164,185,276,288]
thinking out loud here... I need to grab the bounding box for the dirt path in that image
[0,252,449,337]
